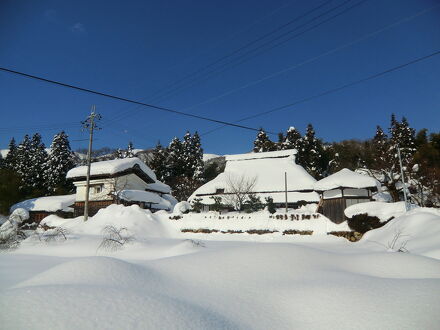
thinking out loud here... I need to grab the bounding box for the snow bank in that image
[361,208,440,259]
[345,201,411,222]
[44,204,173,238]
[10,195,75,213]
[2,243,440,329]
[314,168,378,191]
[67,157,156,181]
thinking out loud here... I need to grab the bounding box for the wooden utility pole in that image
[284,172,288,213]
[82,105,101,221]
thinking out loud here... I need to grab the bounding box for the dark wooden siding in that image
[319,198,346,224]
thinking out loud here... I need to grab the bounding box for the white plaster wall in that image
[73,174,149,202]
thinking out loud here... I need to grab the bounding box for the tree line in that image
[252,114,440,206]
[0,132,75,214]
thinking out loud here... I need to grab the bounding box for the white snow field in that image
[1,205,440,329]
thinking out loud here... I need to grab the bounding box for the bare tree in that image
[223,174,257,212]
[97,225,134,252]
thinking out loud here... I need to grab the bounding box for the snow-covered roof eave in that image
[314,168,379,192]
[66,158,156,184]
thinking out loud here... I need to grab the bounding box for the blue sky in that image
[1,0,439,155]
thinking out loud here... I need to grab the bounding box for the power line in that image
[98,0,337,127]
[183,3,440,112]
[101,0,363,128]
[0,67,275,134]
[151,0,362,104]
[202,49,440,135]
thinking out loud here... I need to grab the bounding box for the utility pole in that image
[397,146,409,211]
[284,172,288,213]
[81,105,101,221]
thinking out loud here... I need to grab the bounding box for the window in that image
[215,188,225,194]
[93,185,103,194]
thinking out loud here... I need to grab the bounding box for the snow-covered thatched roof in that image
[10,195,76,213]
[314,168,378,192]
[191,150,317,200]
[66,158,156,183]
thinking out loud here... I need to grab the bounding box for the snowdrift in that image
[2,244,440,329]
[361,208,440,259]
[42,204,175,238]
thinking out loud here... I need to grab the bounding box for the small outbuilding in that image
[10,194,76,225]
[314,168,378,223]
[66,157,176,216]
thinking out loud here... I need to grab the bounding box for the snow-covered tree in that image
[190,131,204,182]
[29,133,48,191]
[45,131,75,193]
[296,124,324,178]
[15,135,32,190]
[3,138,18,170]
[148,142,168,182]
[282,126,302,150]
[167,137,185,178]
[253,129,275,152]
[126,142,135,158]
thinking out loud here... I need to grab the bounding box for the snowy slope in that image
[345,201,411,221]
[1,205,440,329]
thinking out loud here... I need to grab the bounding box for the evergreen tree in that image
[15,134,32,191]
[167,137,185,178]
[296,124,324,178]
[4,137,18,170]
[182,131,193,177]
[29,133,49,192]
[148,142,168,182]
[45,131,75,193]
[282,126,302,150]
[115,148,124,159]
[190,131,204,181]
[391,116,416,165]
[253,129,275,152]
[126,142,135,158]
[372,125,389,167]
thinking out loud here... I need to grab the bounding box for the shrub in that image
[347,213,385,234]
[265,196,276,214]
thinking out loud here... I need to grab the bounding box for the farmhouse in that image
[314,168,378,223]
[10,194,76,224]
[66,157,176,216]
[189,150,320,211]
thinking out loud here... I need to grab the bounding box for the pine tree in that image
[182,131,193,177]
[45,131,75,193]
[29,133,49,191]
[167,137,185,178]
[296,124,324,178]
[4,137,18,170]
[253,129,275,152]
[115,148,124,159]
[190,131,204,181]
[15,134,32,191]
[391,116,416,165]
[148,142,168,182]
[372,125,389,167]
[282,126,302,150]
[126,142,135,158]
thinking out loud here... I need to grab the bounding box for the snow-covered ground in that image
[1,205,440,329]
